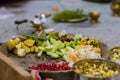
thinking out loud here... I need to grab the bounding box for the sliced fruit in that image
[17,48,26,57]
[67,51,78,62]
[7,39,16,50]
[24,39,35,47]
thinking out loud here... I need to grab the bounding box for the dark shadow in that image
[0,43,3,46]
[0,0,30,8]
[83,0,111,3]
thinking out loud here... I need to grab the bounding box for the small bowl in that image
[109,46,120,64]
[110,3,120,16]
[39,70,75,80]
[89,11,100,23]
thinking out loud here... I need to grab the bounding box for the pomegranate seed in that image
[28,62,72,71]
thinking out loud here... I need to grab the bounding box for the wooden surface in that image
[0,52,34,80]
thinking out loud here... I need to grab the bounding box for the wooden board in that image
[0,52,34,80]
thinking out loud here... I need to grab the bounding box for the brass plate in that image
[53,17,88,23]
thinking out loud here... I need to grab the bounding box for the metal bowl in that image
[39,70,75,80]
[73,59,120,80]
[109,46,120,64]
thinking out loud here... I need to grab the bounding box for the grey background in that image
[0,0,120,50]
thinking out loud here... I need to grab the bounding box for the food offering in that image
[1,29,108,80]
[6,30,103,66]
[109,46,120,64]
[73,59,120,78]
[53,9,88,23]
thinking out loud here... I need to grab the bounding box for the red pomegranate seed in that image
[28,62,71,71]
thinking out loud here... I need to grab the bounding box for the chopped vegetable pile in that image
[7,30,102,66]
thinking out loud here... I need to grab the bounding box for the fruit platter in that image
[0,29,109,80]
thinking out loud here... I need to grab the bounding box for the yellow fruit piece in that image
[7,39,16,51]
[34,46,38,52]
[67,52,78,62]
[30,46,38,52]
[30,46,34,52]
[17,48,26,57]
[22,45,31,53]
[14,37,21,44]
[24,39,35,47]
[15,42,24,49]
